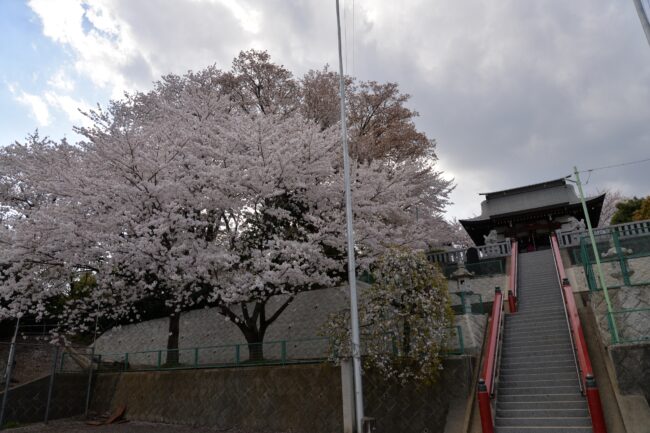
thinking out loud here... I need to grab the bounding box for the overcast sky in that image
[1,0,649,219]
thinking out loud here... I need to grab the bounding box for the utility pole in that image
[335,1,365,431]
[573,167,619,342]
[633,0,650,47]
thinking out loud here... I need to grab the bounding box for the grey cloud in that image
[23,0,650,218]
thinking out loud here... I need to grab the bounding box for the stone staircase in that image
[495,249,593,433]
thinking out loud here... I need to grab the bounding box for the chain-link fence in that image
[0,338,93,429]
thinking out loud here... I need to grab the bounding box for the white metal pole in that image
[632,0,650,47]
[335,1,365,431]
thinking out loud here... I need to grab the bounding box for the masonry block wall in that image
[90,357,476,433]
[93,284,487,363]
[0,373,88,424]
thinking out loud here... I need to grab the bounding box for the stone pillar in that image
[341,358,356,433]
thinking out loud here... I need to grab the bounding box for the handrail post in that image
[508,239,518,312]
[586,375,607,433]
[477,379,495,433]
[508,290,516,313]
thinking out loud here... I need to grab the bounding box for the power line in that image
[578,156,650,174]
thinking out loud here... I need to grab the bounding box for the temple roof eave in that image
[459,193,606,245]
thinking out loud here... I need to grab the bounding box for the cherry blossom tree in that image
[324,247,453,383]
[0,61,454,362]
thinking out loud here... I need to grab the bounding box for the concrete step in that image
[497,393,585,403]
[501,351,574,363]
[497,408,590,418]
[500,358,576,369]
[496,416,592,427]
[496,427,593,433]
[498,386,580,396]
[499,372,578,382]
[506,308,566,317]
[505,329,570,339]
[499,365,578,376]
[505,322,568,332]
[502,341,572,352]
[517,294,563,302]
[505,318,567,326]
[504,335,571,345]
[499,378,579,388]
[518,304,565,311]
[519,279,559,285]
[502,343,573,356]
[497,400,588,411]
[505,325,570,334]
[505,316,567,325]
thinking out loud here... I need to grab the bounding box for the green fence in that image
[607,308,650,344]
[62,330,466,373]
[578,229,650,344]
[579,230,650,291]
[61,337,331,373]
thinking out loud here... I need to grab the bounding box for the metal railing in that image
[477,287,504,433]
[69,331,467,374]
[508,240,518,312]
[63,337,331,372]
[550,234,607,433]
[579,230,650,291]
[428,239,512,264]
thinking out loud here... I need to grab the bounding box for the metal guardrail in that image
[578,231,650,291]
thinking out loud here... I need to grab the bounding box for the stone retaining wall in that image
[90,357,476,433]
[0,373,88,424]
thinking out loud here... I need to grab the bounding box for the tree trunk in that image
[244,330,265,363]
[402,319,411,356]
[166,313,180,366]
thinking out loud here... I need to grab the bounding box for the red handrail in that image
[550,233,607,433]
[508,240,518,312]
[477,287,504,433]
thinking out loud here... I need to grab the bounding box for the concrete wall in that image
[590,285,650,346]
[454,275,508,303]
[94,282,488,365]
[0,373,88,424]
[91,357,476,433]
[609,343,650,402]
[91,364,342,433]
[94,286,355,365]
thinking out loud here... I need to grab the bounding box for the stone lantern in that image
[450,261,476,314]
